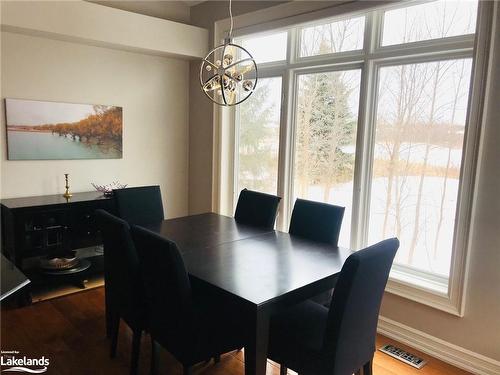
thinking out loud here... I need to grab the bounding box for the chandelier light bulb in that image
[233,72,243,82]
[242,80,254,92]
[223,54,234,66]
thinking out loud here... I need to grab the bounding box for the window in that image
[237,77,282,195]
[381,0,478,46]
[369,59,472,276]
[240,32,287,64]
[225,0,483,314]
[294,70,361,246]
[300,16,365,57]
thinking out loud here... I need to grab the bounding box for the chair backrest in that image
[113,185,164,225]
[288,199,345,246]
[234,189,281,229]
[130,225,193,351]
[95,209,143,314]
[322,238,399,374]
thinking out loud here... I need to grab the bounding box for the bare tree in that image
[432,59,468,258]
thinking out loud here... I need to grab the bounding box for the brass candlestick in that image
[63,173,73,198]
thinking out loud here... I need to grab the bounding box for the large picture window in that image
[294,70,361,246]
[236,77,282,195]
[225,0,483,314]
[369,59,472,277]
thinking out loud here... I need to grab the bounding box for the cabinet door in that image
[71,200,114,249]
[21,209,70,257]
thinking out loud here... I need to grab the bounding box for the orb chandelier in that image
[199,0,258,106]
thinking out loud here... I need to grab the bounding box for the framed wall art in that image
[5,98,123,160]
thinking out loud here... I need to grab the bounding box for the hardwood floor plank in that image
[1,288,472,375]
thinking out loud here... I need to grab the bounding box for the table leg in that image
[245,309,270,375]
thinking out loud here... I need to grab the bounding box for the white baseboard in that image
[377,316,500,375]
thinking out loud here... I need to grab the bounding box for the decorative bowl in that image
[40,256,79,270]
[91,182,128,196]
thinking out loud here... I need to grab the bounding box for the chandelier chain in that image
[228,0,233,39]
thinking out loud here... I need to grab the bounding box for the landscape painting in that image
[5,98,123,160]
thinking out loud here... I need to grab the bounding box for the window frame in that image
[213,0,493,316]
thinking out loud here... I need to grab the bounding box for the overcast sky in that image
[6,99,95,127]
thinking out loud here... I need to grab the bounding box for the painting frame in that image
[5,98,123,161]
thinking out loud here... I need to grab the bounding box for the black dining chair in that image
[268,238,399,375]
[95,209,147,375]
[113,185,164,225]
[289,198,345,306]
[130,225,246,375]
[234,188,281,229]
[289,198,345,246]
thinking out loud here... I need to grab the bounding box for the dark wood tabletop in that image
[1,254,30,301]
[143,213,273,253]
[145,212,352,375]
[181,230,351,306]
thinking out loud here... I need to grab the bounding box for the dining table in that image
[143,212,352,375]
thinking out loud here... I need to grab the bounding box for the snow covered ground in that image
[300,175,458,276]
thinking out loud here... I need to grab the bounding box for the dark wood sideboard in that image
[1,191,115,305]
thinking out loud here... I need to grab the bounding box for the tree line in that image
[36,105,122,147]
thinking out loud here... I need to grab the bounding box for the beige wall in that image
[188,0,500,363]
[0,32,190,218]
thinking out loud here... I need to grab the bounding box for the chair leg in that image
[130,329,142,375]
[105,287,112,338]
[150,337,160,375]
[363,359,373,375]
[105,306,112,338]
[280,364,287,375]
[109,313,120,358]
[183,365,192,375]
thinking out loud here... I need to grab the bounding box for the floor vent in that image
[379,344,427,369]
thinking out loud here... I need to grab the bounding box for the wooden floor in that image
[1,288,472,375]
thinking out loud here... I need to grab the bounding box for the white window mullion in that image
[357,60,379,251]
[232,106,241,208]
[278,28,299,231]
[354,11,380,250]
[352,11,383,249]
[276,29,297,231]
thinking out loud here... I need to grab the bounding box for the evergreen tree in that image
[238,80,279,193]
[296,69,356,200]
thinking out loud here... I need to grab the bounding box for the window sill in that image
[390,266,449,295]
[385,268,462,316]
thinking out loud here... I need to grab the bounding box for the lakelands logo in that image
[1,351,49,373]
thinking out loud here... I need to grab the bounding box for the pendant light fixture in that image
[199,0,258,106]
